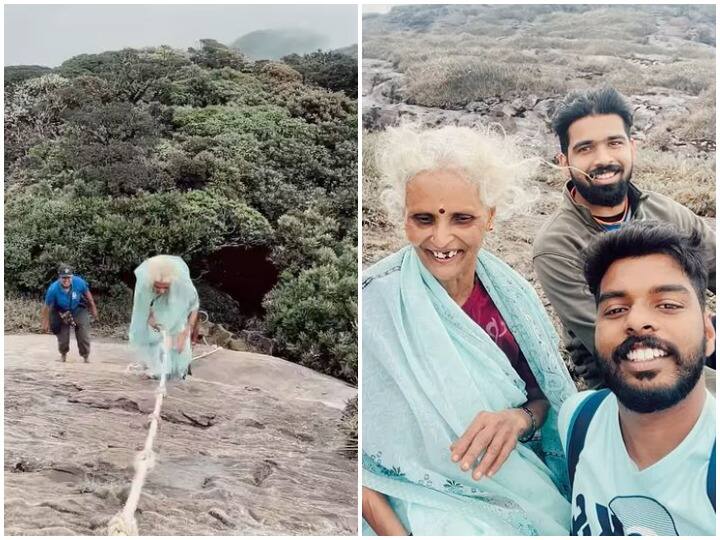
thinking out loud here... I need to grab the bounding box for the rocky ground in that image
[4,334,357,535]
[363,58,714,159]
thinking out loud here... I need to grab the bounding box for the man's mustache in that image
[588,164,623,181]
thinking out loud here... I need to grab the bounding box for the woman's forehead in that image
[406,169,484,209]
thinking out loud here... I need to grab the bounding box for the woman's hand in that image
[148,312,159,331]
[450,408,530,480]
[174,329,188,352]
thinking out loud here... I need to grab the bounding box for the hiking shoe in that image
[57,354,67,363]
[82,356,89,363]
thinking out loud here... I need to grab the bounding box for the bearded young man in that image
[558,223,715,536]
[532,87,716,389]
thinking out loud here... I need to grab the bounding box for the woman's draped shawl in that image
[362,247,577,535]
[128,256,199,379]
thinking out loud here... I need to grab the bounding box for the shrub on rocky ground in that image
[339,396,358,457]
[405,56,566,108]
[264,243,357,383]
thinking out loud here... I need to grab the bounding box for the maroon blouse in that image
[461,278,540,392]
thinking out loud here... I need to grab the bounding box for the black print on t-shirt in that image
[572,493,679,536]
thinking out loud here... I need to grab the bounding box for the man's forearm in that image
[84,291,98,316]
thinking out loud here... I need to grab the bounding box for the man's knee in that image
[76,326,91,356]
[72,309,91,355]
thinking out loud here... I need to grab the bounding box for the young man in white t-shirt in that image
[558,222,716,536]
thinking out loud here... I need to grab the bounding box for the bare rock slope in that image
[5,334,357,535]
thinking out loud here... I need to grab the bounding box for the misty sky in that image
[5,4,358,67]
[362,5,393,15]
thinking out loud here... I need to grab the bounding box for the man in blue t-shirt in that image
[559,222,715,535]
[41,264,98,363]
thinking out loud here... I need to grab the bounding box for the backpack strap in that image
[708,440,715,511]
[567,389,611,491]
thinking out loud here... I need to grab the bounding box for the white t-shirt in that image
[558,389,716,536]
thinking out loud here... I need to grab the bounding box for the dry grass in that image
[647,59,715,95]
[5,291,132,338]
[635,149,716,217]
[364,6,716,105]
[531,7,658,41]
[361,132,403,264]
[646,85,716,150]
[405,56,568,107]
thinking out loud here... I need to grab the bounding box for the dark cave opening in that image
[199,246,279,317]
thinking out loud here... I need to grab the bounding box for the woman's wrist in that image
[511,408,531,432]
[517,406,536,442]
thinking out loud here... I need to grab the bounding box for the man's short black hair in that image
[583,221,708,309]
[552,87,634,155]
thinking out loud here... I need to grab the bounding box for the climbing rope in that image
[107,331,170,536]
[107,332,222,536]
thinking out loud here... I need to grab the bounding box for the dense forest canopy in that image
[5,40,358,382]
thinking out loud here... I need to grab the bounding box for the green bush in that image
[5,44,357,383]
[4,190,273,291]
[282,50,358,98]
[4,65,53,88]
[264,243,357,383]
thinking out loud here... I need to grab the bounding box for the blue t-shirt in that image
[558,389,716,536]
[44,276,89,313]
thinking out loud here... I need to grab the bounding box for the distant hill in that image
[231,28,329,60]
[334,44,358,58]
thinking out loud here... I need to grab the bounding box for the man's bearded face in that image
[564,114,635,207]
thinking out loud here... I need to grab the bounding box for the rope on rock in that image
[107,326,222,535]
[107,331,170,536]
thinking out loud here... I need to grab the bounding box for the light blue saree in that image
[362,246,577,535]
[128,256,199,380]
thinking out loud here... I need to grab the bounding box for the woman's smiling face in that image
[404,168,495,284]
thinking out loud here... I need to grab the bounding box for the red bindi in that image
[439,208,446,214]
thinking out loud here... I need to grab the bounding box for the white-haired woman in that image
[129,255,199,380]
[362,125,576,535]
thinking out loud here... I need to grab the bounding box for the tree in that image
[4,65,53,89]
[282,50,358,98]
[189,39,247,70]
[57,47,190,104]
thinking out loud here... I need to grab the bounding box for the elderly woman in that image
[129,255,199,380]
[362,125,577,535]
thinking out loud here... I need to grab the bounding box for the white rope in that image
[190,345,221,361]
[108,331,170,536]
[107,339,222,535]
